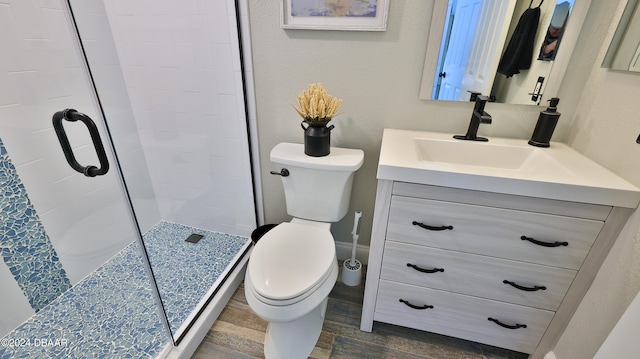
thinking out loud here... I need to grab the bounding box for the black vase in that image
[301,120,334,157]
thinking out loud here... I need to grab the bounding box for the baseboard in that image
[335,241,370,265]
[544,351,557,359]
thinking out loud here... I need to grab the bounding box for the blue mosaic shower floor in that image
[141,221,251,334]
[0,241,167,359]
[0,222,251,359]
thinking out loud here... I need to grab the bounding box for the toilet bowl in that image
[245,220,338,358]
[245,142,364,358]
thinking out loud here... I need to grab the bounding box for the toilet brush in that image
[342,211,363,286]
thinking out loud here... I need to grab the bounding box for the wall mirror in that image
[603,0,640,72]
[419,0,591,106]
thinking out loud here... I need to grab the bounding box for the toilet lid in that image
[248,222,335,301]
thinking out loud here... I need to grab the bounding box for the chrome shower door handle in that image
[52,109,110,177]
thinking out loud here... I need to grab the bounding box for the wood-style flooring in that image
[192,265,529,359]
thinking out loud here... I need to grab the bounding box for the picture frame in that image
[280,0,390,31]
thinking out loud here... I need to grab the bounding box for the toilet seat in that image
[247,222,336,306]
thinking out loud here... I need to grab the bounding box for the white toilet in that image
[245,142,364,359]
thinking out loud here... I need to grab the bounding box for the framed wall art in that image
[281,0,390,31]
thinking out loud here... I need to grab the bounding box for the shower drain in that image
[185,233,204,243]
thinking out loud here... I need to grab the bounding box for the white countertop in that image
[377,129,640,208]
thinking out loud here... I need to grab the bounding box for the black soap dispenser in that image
[528,97,561,147]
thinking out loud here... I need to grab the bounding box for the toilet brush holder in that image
[342,210,363,286]
[342,259,362,287]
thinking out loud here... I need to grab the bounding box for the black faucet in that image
[453,95,492,142]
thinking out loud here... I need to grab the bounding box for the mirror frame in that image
[603,0,640,71]
[419,0,593,105]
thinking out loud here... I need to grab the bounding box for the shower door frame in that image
[64,0,263,349]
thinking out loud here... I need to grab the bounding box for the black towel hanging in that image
[497,5,541,77]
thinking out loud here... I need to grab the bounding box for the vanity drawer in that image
[381,241,576,311]
[374,280,554,354]
[387,196,604,270]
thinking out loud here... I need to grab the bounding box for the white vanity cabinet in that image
[361,130,640,358]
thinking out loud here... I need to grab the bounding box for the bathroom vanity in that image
[361,129,640,358]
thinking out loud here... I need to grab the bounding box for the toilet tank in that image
[270,143,364,222]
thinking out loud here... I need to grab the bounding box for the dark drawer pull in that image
[488,317,527,330]
[503,280,546,292]
[412,221,453,231]
[521,235,568,248]
[399,299,433,310]
[407,263,444,273]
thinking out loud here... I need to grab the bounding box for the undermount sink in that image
[415,137,535,169]
[377,129,640,208]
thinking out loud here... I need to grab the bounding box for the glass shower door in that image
[0,1,170,357]
[1,0,256,354]
[68,0,256,344]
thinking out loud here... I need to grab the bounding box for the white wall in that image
[594,289,640,358]
[0,262,34,338]
[552,0,640,357]
[102,0,256,236]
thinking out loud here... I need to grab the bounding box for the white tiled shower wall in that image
[70,0,162,232]
[101,0,256,236]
